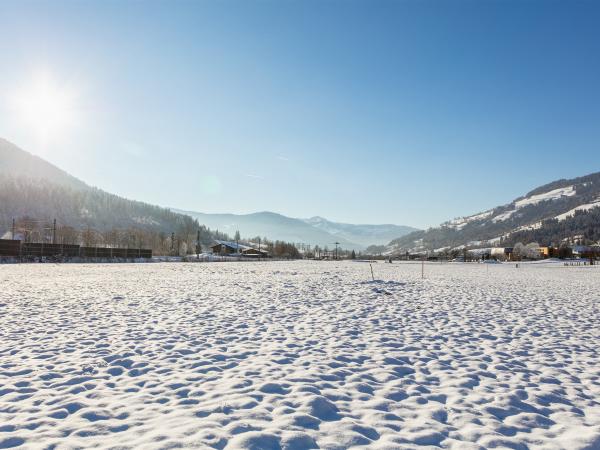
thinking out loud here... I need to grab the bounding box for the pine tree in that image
[234,230,241,253]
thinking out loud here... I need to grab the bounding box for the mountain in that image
[303,216,418,248]
[173,210,418,250]
[1,137,415,252]
[0,138,213,250]
[172,210,363,250]
[384,171,600,254]
[0,137,87,190]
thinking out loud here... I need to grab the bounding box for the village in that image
[408,243,600,263]
[2,229,600,265]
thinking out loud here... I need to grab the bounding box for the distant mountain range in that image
[173,210,418,250]
[9,135,595,254]
[0,138,417,250]
[303,217,417,248]
[383,171,600,254]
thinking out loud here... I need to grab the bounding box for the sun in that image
[11,71,79,141]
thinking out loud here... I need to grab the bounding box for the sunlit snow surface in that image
[1,261,600,449]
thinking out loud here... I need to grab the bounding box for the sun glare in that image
[11,72,79,141]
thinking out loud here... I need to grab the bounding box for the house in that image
[210,240,269,257]
[470,248,492,259]
[490,247,514,260]
[241,247,269,257]
[537,246,556,258]
[572,245,600,259]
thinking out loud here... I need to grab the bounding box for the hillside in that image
[172,210,418,250]
[0,138,88,190]
[386,171,600,254]
[1,138,415,252]
[0,138,216,250]
[304,216,417,248]
[172,210,362,250]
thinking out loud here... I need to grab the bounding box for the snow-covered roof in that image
[1,231,23,240]
[212,240,252,251]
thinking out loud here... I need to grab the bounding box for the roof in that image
[212,240,252,251]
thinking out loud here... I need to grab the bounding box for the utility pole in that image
[171,232,175,255]
[12,218,15,240]
[52,219,56,244]
[334,242,340,260]
[196,229,201,259]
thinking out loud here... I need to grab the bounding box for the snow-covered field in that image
[1,261,600,449]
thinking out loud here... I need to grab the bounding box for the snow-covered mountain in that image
[303,216,418,248]
[172,210,418,250]
[385,171,600,254]
[173,210,360,249]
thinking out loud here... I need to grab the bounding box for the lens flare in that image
[11,71,79,141]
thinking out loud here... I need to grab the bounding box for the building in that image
[537,246,556,258]
[490,247,514,260]
[210,240,269,258]
[572,245,600,259]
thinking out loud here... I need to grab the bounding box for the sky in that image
[0,0,599,229]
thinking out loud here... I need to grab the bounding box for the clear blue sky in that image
[1,0,599,228]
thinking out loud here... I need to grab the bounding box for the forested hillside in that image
[0,174,222,254]
[0,138,227,253]
[0,139,315,257]
[385,171,600,253]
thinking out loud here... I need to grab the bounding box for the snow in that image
[466,240,484,247]
[491,186,577,223]
[0,231,22,240]
[214,239,253,251]
[1,261,600,449]
[512,221,543,233]
[514,185,576,208]
[132,216,160,226]
[491,209,517,223]
[447,210,494,230]
[555,201,600,221]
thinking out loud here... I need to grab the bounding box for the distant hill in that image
[173,210,362,250]
[0,138,209,245]
[384,171,600,254]
[303,216,418,248]
[172,210,418,250]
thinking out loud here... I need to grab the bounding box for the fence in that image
[0,239,20,257]
[0,239,152,260]
[21,243,80,258]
